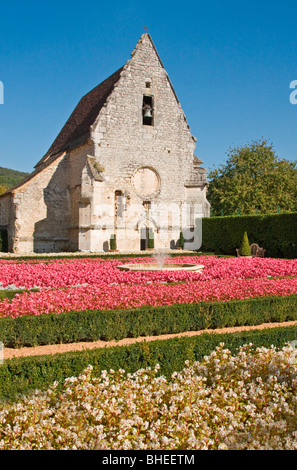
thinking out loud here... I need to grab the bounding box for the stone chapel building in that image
[0,33,210,253]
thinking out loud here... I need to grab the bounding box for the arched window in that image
[115,191,126,219]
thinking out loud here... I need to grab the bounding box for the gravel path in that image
[4,320,297,360]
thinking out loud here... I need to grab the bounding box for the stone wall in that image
[0,193,11,228]
[85,33,210,251]
[68,141,94,252]
[1,34,210,254]
[11,153,71,253]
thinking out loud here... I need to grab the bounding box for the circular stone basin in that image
[117,263,204,272]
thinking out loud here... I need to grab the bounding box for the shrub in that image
[239,231,251,256]
[2,294,297,348]
[148,233,154,249]
[110,235,117,251]
[200,212,297,258]
[2,323,297,403]
[2,343,297,450]
[179,231,185,249]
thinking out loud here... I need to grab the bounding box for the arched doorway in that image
[0,228,8,252]
[140,226,154,250]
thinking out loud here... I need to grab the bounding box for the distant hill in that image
[0,166,30,191]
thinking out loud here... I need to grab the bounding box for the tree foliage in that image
[0,167,29,190]
[208,139,297,216]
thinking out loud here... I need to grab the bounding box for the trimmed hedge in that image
[0,289,39,302]
[1,294,297,348]
[0,291,21,302]
[200,212,297,258]
[1,323,297,402]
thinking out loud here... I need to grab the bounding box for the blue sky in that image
[0,0,297,174]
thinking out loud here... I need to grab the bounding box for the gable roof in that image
[35,66,124,168]
[1,34,195,199]
[35,33,182,169]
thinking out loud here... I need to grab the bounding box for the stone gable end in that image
[0,34,210,254]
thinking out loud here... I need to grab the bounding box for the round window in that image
[132,167,160,198]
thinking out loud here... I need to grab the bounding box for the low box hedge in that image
[0,289,39,302]
[1,323,297,402]
[1,294,297,349]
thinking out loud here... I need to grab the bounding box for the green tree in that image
[208,139,297,216]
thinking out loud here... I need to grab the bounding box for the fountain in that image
[155,248,168,269]
[117,248,204,272]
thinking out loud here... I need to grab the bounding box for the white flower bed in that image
[1,343,297,450]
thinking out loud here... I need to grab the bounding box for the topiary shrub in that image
[110,235,117,251]
[148,232,154,249]
[240,231,251,256]
[179,231,185,249]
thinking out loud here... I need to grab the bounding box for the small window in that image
[145,81,151,88]
[115,191,126,218]
[143,201,151,212]
[142,95,153,126]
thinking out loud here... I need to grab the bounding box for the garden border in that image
[1,322,297,402]
[1,294,297,348]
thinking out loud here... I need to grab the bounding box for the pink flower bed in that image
[1,256,297,289]
[1,256,297,318]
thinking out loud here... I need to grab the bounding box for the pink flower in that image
[1,256,297,318]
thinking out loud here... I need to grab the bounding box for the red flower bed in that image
[1,256,297,318]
